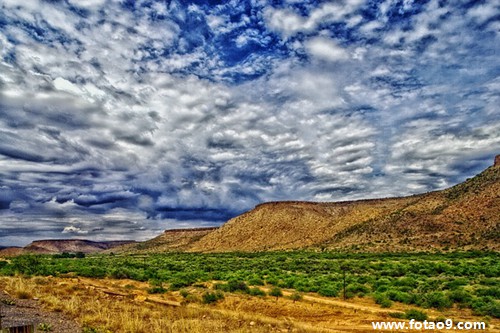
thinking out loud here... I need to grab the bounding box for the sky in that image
[0,0,499,246]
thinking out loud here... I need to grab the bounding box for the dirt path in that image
[0,290,81,333]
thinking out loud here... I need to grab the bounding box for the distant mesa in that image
[495,154,500,167]
[0,240,136,256]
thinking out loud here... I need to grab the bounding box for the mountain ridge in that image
[187,157,499,252]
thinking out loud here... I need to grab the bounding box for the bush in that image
[346,283,370,297]
[109,268,131,279]
[269,287,283,298]
[471,297,500,318]
[448,289,472,304]
[373,293,393,308]
[148,280,167,294]
[476,287,500,298]
[443,277,468,290]
[214,280,249,293]
[318,286,338,297]
[202,291,224,304]
[169,278,192,291]
[394,277,418,288]
[379,298,393,308]
[424,292,452,310]
[289,291,303,303]
[227,280,249,293]
[386,290,413,304]
[405,309,428,321]
[248,276,264,286]
[248,287,266,296]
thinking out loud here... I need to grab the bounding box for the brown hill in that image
[0,247,25,257]
[109,227,218,254]
[189,157,499,252]
[23,239,136,254]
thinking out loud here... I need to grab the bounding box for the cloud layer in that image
[0,0,499,245]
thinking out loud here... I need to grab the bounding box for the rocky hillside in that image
[110,227,217,253]
[189,157,499,252]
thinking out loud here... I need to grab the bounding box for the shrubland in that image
[1,251,498,318]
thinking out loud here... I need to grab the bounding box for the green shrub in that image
[394,277,418,288]
[373,293,393,308]
[269,287,283,298]
[227,280,249,293]
[424,292,452,310]
[444,277,468,290]
[169,278,191,291]
[1,299,15,305]
[37,323,52,332]
[214,283,230,292]
[248,287,266,296]
[289,291,303,303]
[471,298,500,318]
[248,276,264,286]
[202,291,224,304]
[109,268,131,279]
[448,289,472,304]
[405,309,428,321]
[346,283,370,297]
[318,286,338,297]
[214,280,249,293]
[180,289,190,298]
[476,287,500,298]
[386,290,413,304]
[148,279,167,294]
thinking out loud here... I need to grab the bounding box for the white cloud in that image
[62,226,89,234]
[264,1,365,38]
[305,36,349,62]
[53,77,83,95]
[66,0,106,9]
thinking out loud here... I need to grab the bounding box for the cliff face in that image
[189,158,499,253]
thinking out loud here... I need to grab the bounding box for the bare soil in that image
[0,290,81,333]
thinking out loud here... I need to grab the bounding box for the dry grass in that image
[5,276,36,299]
[1,276,497,333]
[0,276,335,332]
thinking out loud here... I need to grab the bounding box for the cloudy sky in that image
[0,0,499,246]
